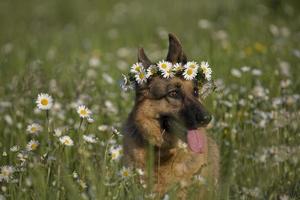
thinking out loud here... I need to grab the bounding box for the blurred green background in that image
[0,0,300,199]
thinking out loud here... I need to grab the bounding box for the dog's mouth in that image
[159,116,206,153]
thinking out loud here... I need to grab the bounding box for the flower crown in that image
[121,60,212,91]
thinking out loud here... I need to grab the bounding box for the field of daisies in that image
[0,0,300,199]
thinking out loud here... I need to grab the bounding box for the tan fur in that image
[124,128,219,199]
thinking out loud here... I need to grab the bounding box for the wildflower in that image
[136,168,145,176]
[83,134,98,144]
[87,117,94,123]
[26,123,43,135]
[72,171,78,179]
[177,140,188,150]
[0,166,14,182]
[183,67,197,80]
[89,56,100,67]
[161,68,174,79]
[54,128,63,137]
[130,62,144,74]
[200,61,212,81]
[109,145,123,161]
[77,105,92,119]
[185,61,199,70]
[98,125,110,132]
[26,140,39,151]
[59,136,74,146]
[157,60,172,72]
[36,93,53,110]
[10,145,19,152]
[252,69,262,76]
[146,65,157,78]
[173,63,184,72]
[241,66,251,72]
[134,70,147,84]
[119,167,132,179]
[231,68,242,78]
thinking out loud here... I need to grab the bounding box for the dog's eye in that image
[194,88,199,97]
[168,90,180,99]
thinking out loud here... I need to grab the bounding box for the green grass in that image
[0,0,300,199]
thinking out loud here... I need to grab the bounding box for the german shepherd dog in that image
[123,33,219,199]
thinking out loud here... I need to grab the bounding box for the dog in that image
[123,33,219,199]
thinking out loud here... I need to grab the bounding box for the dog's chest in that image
[156,148,208,189]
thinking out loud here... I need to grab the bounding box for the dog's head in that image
[131,33,211,150]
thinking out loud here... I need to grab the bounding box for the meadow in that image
[0,0,300,199]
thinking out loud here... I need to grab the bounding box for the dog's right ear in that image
[138,48,152,68]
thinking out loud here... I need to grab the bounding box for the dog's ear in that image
[138,48,152,68]
[166,33,187,64]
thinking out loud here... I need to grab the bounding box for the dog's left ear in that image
[166,33,187,64]
[138,48,152,68]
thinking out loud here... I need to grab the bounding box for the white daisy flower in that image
[136,168,145,176]
[120,167,132,179]
[173,63,184,72]
[26,140,39,151]
[77,105,92,119]
[36,93,53,110]
[98,125,110,132]
[109,145,123,161]
[200,61,212,81]
[87,117,94,123]
[161,68,174,79]
[0,166,14,182]
[183,67,197,80]
[146,65,157,78]
[10,145,19,152]
[134,70,147,84]
[130,62,144,74]
[184,61,199,70]
[157,60,172,72]
[82,134,98,144]
[26,123,43,135]
[59,136,74,146]
[54,128,63,137]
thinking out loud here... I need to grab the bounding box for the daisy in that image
[161,68,174,79]
[0,166,14,182]
[173,63,184,72]
[157,60,172,72]
[130,62,144,74]
[36,93,53,110]
[83,134,98,143]
[134,70,147,84]
[183,67,197,80]
[10,145,19,152]
[200,61,212,81]
[77,105,92,119]
[26,139,39,151]
[184,61,199,70]
[59,136,74,146]
[109,145,123,161]
[26,123,43,135]
[120,167,132,179]
[54,128,63,137]
[146,65,157,78]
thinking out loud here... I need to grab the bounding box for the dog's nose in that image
[196,111,212,125]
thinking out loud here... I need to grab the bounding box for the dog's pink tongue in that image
[187,129,205,153]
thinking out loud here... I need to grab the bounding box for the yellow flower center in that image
[139,73,145,79]
[123,171,129,177]
[80,109,87,116]
[161,63,167,69]
[64,140,70,145]
[31,127,37,132]
[41,98,48,106]
[31,143,38,150]
[135,66,141,72]
[187,68,193,75]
